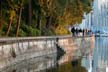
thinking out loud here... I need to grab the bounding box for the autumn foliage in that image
[0,0,93,36]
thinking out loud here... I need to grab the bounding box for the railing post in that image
[1,44,4,56]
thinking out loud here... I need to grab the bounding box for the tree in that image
[16,0,29,36]
[6,0,18,36]
[28,0,32,25]
[16,3,23,36]
[0,0,2,35]
[1,0,93,36]
[6,10,16,36]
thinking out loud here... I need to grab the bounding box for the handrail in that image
[0,35,91,43]
[0,35,70,43]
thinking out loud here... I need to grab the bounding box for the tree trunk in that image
[46,16,51,28]
[45,16,52,35]
[16,6,22,37]
[6,18,13,36]
[36,11,41,29]
[29,0,32,25]
[0,3,2,35]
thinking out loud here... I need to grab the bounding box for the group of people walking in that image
[71,27,92,36]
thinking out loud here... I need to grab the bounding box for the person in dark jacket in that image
[71,27,76,36]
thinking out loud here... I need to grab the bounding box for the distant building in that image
[78,0,108,33]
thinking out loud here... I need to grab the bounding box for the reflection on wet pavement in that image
[0,37,92,72]
[50,37,93,72]
[1,54,57,72]
[2,37,108,72]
